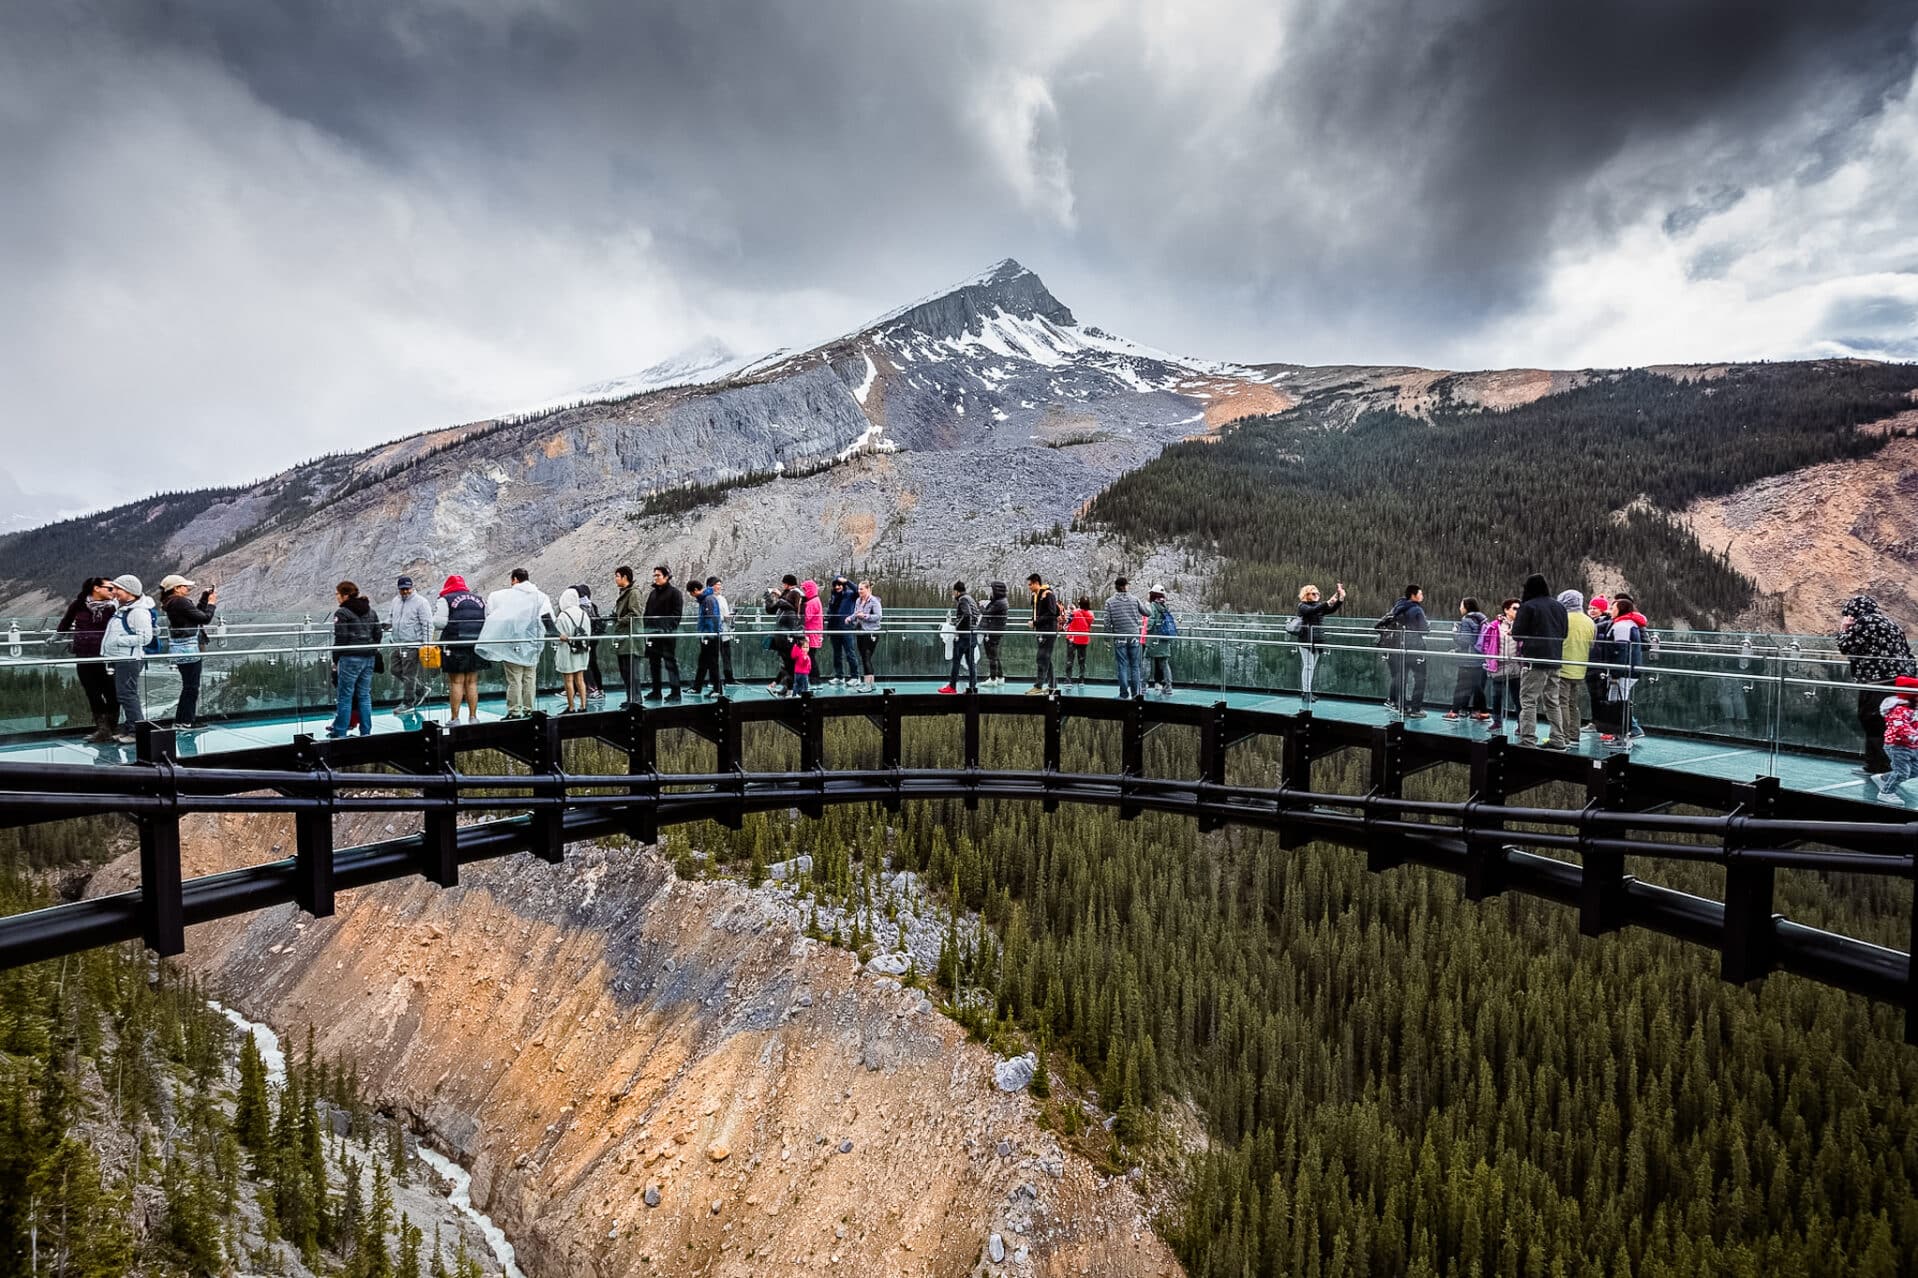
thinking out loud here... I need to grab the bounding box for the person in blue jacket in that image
[826,575,859,685]
[688,577,725,698]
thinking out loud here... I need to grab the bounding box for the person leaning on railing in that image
[57,576,119,743]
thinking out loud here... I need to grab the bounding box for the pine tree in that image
[235,1031,271,1151]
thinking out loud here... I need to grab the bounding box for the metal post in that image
[1722,776,1780,985]
[134,724,184,956]
[1119,695,1144,821]
[798,695,824,819]
[1365,721,1406,872]
[528,712,565,864]
[1578,752,1631,935]
[1279,712,1312,850]
[418,720,459,887]
[624,703,658,845]
[880,690,902,815]
[290,735,335,918]
[1463,736,1507,901]
[962,687,981,812]
[716,695,744,831]
[1198,702,1230,833]
[1042,693,1062,815]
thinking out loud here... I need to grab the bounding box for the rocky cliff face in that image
[0,259,1281,613]
[94,811,1182,1278]
[0,255,1776,617]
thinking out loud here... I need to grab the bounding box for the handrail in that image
[0,694,1911,1043]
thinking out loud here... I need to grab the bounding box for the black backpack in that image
[1374,608,1404,650]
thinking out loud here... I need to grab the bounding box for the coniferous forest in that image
[659,718,1918,1277]
[0,826,489,1278]
[1087,363,1918,624]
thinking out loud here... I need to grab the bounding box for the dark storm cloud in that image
[2,0,1915,495]
[105,0,1918,322]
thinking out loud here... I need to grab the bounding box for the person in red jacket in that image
[1064,597,1094,688]
[1872,674,1918,804]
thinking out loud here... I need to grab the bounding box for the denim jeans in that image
[113,661,144,731]
[1113,639,1142,698]
[1300,647,1320,704]
[830,633,857,679]
[1881,744,1917,794]
[331,654,375,736]
[947,632,977,689]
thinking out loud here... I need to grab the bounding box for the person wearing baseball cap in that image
[158,574,217,730]
[386,575,435,711]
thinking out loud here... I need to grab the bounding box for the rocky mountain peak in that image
[866,257,1077,343]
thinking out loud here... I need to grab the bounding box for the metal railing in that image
[0,692,1911,1043]
[1,614,1905,772]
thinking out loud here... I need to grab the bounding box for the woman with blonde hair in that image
[1293,581,1344,706]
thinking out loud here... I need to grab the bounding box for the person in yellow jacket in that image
[1556,589,1596,738]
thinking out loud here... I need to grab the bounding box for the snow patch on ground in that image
[852,353,879,405]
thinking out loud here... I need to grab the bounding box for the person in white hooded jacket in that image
[475,568,554,717]
[552,588,593,713]
[100,574,155,743]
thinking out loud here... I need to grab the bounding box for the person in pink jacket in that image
[1479,598,1520,729]
[801,580,825,660]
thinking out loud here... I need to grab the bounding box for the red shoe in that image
[937,685,958,695]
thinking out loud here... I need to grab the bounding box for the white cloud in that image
[1475,62,1918,368]
[971,72,1078,230]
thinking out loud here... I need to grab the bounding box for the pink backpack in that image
[1478,617,1504,672]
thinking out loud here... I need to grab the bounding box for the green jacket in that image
[614,584,645,657]
[1146,601,1173,658]
[1560,610,1595,680]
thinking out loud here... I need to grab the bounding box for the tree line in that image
[1086,362,1918,626]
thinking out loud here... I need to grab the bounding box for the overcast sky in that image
[4,0,1916,505]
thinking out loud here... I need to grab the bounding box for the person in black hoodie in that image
[58,577,120,742]
[1384,584,1430,717]
[1510,572,1569,749]
[1026,573,1062,694]
[641,565,685,702]
[1446,598,1488,720]
[157,574,217,729]
[980,581,1010,686]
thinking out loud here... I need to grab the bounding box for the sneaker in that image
[1876,789,1905,805]
[1407,710,1427,719]
[1443,711,1460,721]
[664,693,682,703]
[1472,712,1491,722]
[1628,726,1646,739]
[642,691,663,702]
[1025,685,1048,696]
[1579,723,1594,734]
[937,685,957,695]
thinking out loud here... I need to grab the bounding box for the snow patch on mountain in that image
[517,337,766,415]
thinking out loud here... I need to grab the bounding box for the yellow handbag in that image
[418,645,442,670]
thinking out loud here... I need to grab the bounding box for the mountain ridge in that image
[0,259,1861,616]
